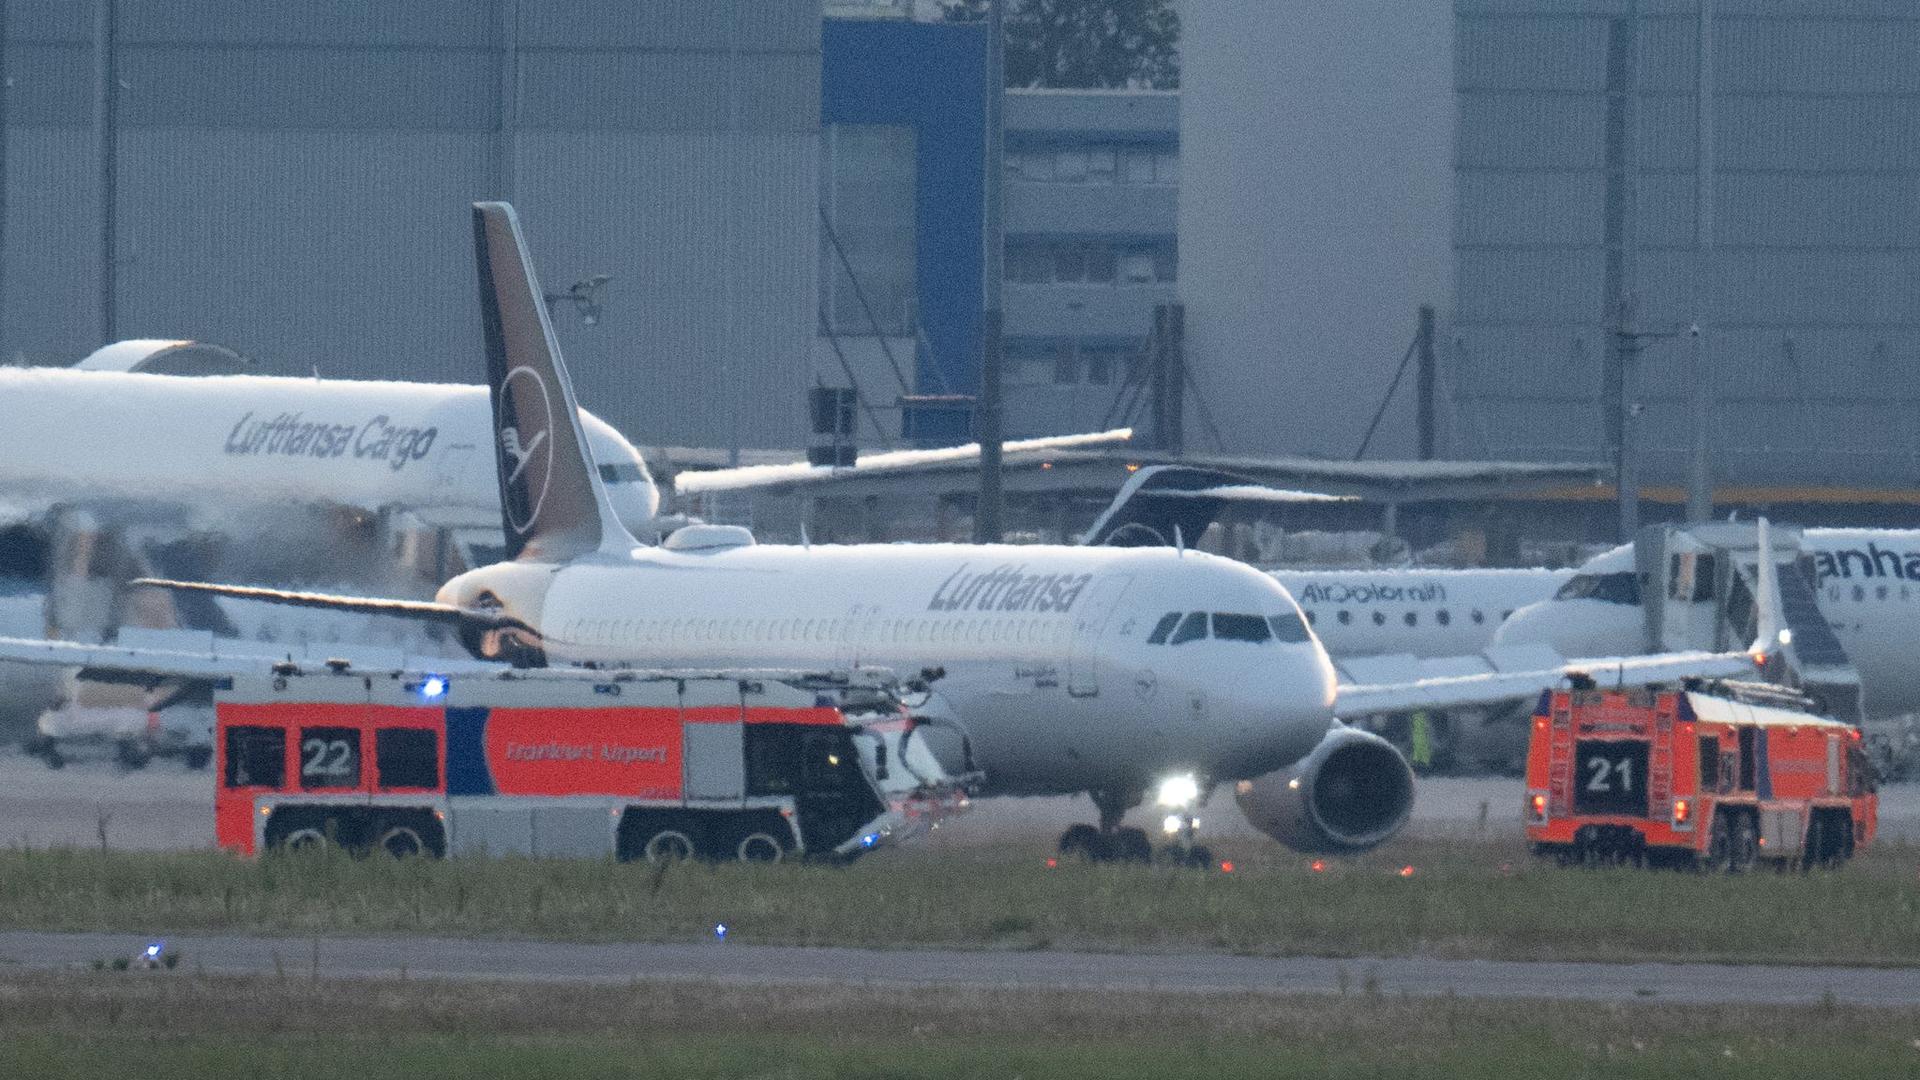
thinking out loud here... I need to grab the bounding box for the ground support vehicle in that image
[215,665,971,862]
[1525,682,1875,870]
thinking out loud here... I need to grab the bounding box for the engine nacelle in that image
[1234,725,1415,854]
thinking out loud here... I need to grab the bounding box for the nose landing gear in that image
[1056,779,1216,868]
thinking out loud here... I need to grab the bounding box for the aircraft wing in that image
[1333,649,1760,717]
[129,579,481,623]
[0,631,505,684]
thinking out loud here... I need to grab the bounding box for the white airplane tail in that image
[471,201,636,562]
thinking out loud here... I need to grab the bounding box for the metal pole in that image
[1685,0,1716,521]
[93,0,117,346]
[974,0,1005,543]
[0,0,9,361]
[1416,304,1437,460]
[494,0,518,203]
[1614,0,1640,542]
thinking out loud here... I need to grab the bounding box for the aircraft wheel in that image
[1112,827,1153,864]
[1058,824,1108,861]
[644,829,697,864]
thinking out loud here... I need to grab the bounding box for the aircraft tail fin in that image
[471,201,636,562]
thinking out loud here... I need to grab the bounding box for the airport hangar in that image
[7,2,1920,564]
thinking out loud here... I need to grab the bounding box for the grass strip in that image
[1,836,1917,964]
[1,971,1918,1079]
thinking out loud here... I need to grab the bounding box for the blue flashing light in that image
[714,923,729,941]
[144,941,163,959]
[861,833,878,848]
[419,675,449,701]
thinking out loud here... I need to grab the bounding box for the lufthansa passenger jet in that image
[0,204,1764,859]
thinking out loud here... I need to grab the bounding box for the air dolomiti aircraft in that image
[1499,527,1920,720]
[0,203,1765,860]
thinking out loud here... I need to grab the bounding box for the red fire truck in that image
[1525,681,1876,870]
[216,665,970,862]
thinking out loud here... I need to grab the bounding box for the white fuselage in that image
[0,367,659,531]
[440,542,1340,797]
[1269,568,1570,658]
[1496,530,1920,718]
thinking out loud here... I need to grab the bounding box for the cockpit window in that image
[1168,611,1208,645]
[1211,613,1270,643]
[598,463,648,483]
[1554,571,1641,605]
[1146,612,1181,645]
[1267,612,1310,643]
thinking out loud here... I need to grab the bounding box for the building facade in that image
[3,0,821,451]
[1001,89,1179,439]
[1454,0,1920,493]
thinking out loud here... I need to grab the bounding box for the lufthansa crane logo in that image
[499,365,555,535]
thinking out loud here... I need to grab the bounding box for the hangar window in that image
[1268,612,1311,643]
[1403,611,1418,627]
[377,728,439,790]
[1371,611,1386,626]
[1303,610,1317,625]
[1211,613,1271,643]
[1471,609,1485,624]
[1147,612,1182,644]
[224,726,285,789]
[1336,610,1352,625]
[1168,611,1208,645]
[1436,609,1451,626]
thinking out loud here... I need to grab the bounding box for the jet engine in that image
[1235,725,1415,854]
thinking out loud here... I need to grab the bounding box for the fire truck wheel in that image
[1729,815,1759,873]
[282,826,330,852]
[377,825,427,858]
[115,740,151,771]
[1702,814,1731,872]
[643,829,697,864]
[184,747,212,771]
[736,832,785,863]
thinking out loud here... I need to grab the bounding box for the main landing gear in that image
[1058,789,1153,863]
[1057,780,1214,868]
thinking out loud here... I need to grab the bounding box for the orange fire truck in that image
[214,665,971,863]
[1525,681,1876,870]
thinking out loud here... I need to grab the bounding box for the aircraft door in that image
[1066,575,1133,698]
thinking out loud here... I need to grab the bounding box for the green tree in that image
[943,0,1180,90]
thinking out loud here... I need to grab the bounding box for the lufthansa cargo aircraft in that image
[0,204,1764,858]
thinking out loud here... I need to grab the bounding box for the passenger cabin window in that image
[1146,612,1181,644]
[299,726,361,789]
[1168,611,1208,645]
[1211,613,1270,643]
[224,726,285,788]
[1268,612,1310,643]
[1555,572,1640,605]
[377,728,439,789]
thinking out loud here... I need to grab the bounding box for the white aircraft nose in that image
[1204,642,1338,778]
[1495,599,1642,658]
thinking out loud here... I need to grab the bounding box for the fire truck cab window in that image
[1737,727,1757,791]
[1698,736,1720,790]
[377,727,439,789]
[1146,611,1181,644]
[1168,611,1208,645]
[1554,572,1640,605]
[299,726,361,789]
[224,726,285,788]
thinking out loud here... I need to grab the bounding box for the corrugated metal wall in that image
[2,0,820,450]
[1454,0,1920,485]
